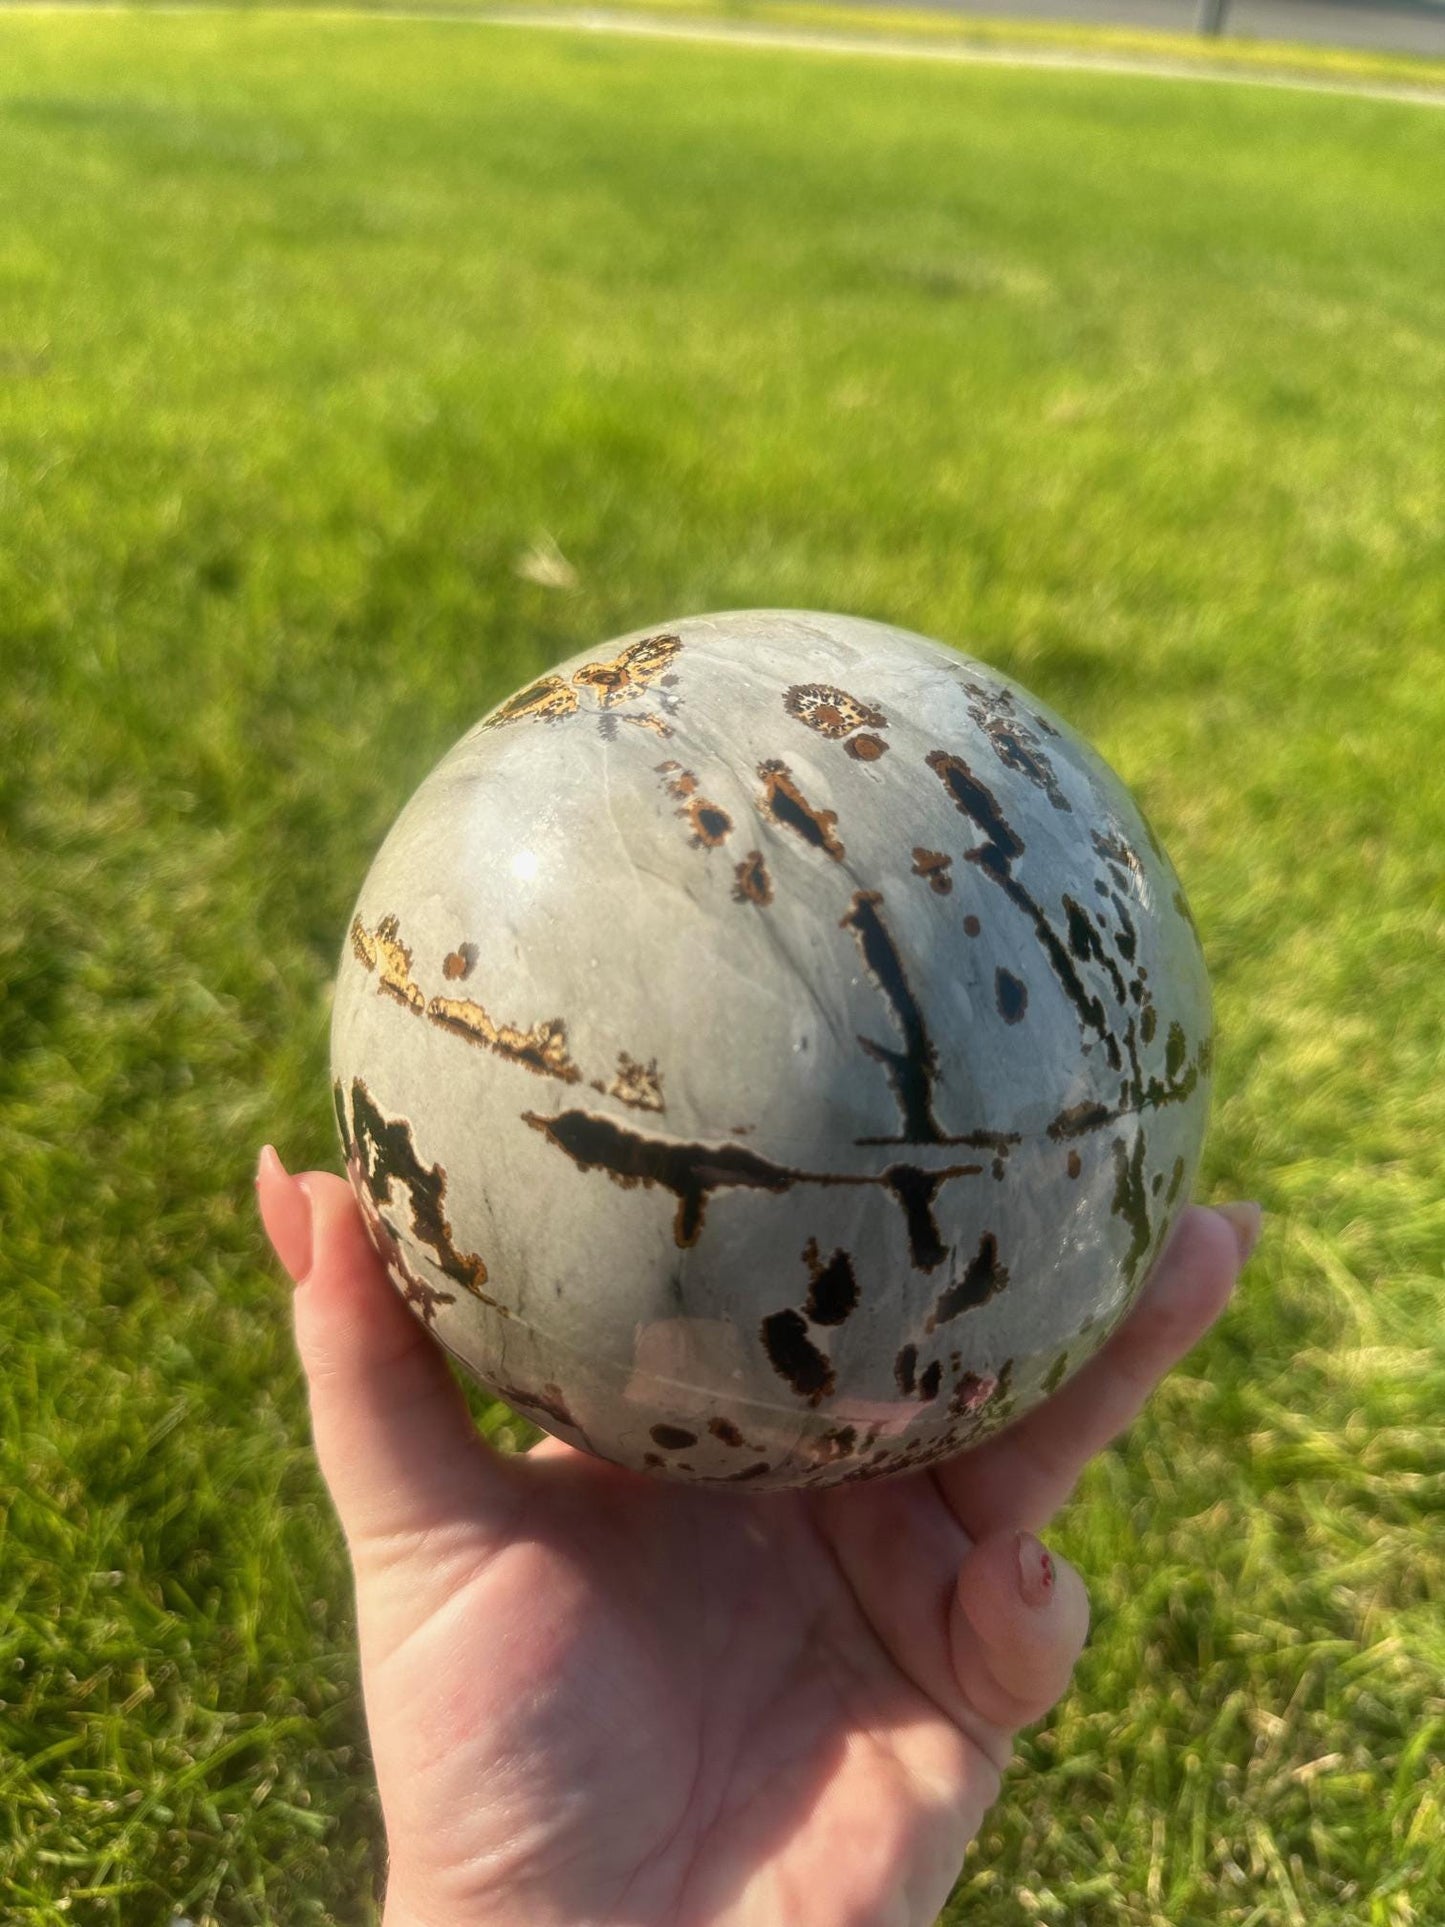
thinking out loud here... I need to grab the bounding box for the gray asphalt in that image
[831,0,1445,57]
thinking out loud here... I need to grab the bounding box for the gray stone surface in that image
[330,611,1212,1489]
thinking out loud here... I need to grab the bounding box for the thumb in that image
[255,1146,523,1561]
[949,1529,1090,1767]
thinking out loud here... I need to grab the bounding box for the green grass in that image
[1,10,1442,1923]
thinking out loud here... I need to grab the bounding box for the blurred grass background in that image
[2,9,1443,1923]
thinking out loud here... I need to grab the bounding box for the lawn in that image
[1,10,1443,1923]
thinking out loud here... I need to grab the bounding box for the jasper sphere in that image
[329,610,1212,1489]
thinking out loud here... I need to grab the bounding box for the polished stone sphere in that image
[330,611,1212,1489]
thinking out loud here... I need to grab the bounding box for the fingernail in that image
[1215,1201,1263,1265]
[255,1144,314,1285]
[1016,1531,1056,1610]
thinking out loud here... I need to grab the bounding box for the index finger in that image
[929,1203,1258,1542]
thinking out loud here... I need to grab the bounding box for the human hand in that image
[257,1148,1257,1927]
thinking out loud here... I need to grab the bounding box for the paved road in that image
[834,0,1445,57]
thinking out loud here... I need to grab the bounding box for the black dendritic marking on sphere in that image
[732,849,774,907]
[1044,1030,1207,1141]
[523,1109,793,1247]
[337,1076,492,1304]
[527,1382,577,1430]
[1042,1351,1070,1397]
[760,1309,835,1403]
[909,754,1203,1131]
[879,1163,960,1271]
[650,1424,698,1451]
[958,677,1072,813]
[894,1343,918,1396]
[840,889,946,1145]
[949,1369,998,1419]
[801,1238,860,1325]
[995,968,1028,1024]
[925,749,1123,1073]
[1110,1134,1154,1283]
[1111,893,1138,962]
[804,1425,858,1469]
[521,1107,981,1271]
[925,751,1024,875]
[928,1231,1010,1328]
[918,1358,943,1401]
[1166,1021,1188,1079]
[1047,1100,1113,1140]
[911,847,954,895]
[757,760,845,860]
[489,1378,591,1450]
[1061,894,1129,1007]
[655,760,732,849]
[691,802,733,847]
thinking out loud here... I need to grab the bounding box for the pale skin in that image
[256,1148,1259,1927]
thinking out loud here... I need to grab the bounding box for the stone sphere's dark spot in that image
[689,800,733,847]
[963,914,982,937]
[846,732,888,762]
[995,968,1028,1024]
[1166,1021,1188,1079]
[1067,1150,1082,1179]
[803,1244,859,1325]
[911,847,952,893]
[1064,899,1095,959]
[649,1424,698,1451]
[930,1231,1009,1326]
[760,1308,835,1402]
[758,760,844,860]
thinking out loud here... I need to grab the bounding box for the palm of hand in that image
[358,1449,1008,1927]
[256,1157,1249,1927]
